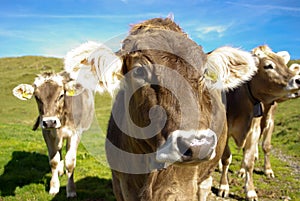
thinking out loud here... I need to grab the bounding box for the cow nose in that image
[42,117,61,129]
[43,119,57,128]
[177,135,216,161]
[286,75,300,91]
[156,129,217,164]
[292,75,300,87]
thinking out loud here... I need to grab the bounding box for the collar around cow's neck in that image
[245,82,263,117]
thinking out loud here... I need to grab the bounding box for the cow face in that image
[110,28,258,167]
[288,63,300,98]
[13,72,84,130]
[251,45,300,103]
[119,48,217,165]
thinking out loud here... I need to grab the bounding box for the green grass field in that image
[0,56,299,200]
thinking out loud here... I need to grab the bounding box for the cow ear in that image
[277,51,290,65]
[204,46,258,91]
[64,41,122,96]
[290,63,300,75]
[12,84,34,100]
[32,116,40,131]
[65,81,85,96]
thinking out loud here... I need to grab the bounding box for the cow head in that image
[12,72,84,130]
[278,63,300,100]
[107,17,258,170]
[250,45,300,103]
[288,63,300,98]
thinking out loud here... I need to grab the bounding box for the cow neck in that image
[245,81,263,117]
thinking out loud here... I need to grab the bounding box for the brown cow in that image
[245,62,300,179]
[218,45,300,200]
[12,71,94,198]
[104,17,258,201]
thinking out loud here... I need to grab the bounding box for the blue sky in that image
[1,0,300,59]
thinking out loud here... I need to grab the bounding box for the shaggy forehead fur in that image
[34,72,65,88]
[33,72,71,88]
[129,17,187,37]
[122,30,206,73]
[252,45,285,64]
[252,45,292,78]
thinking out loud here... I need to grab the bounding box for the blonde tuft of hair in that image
[64,41,122,96]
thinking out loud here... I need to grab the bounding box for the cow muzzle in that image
[156,129,217,164]
[42,116,61,129]
[286,75,300,91]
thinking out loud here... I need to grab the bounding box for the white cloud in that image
[195,24,231,39]
[226,1,300,12]
[199,26,227,35]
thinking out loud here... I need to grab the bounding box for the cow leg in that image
[238,116,261,179]
[238,141,259,179]
[49,151,61,195]
[65,133,80,198]
[242,118,261,201]
[259,103,277,178]
[261,104,276,178]
[262,126,274,178]
[58,149,64,176]
[217,160,223,172]
[239,156,246,178]
[111,171,125,201]
[198,176,212,201]
[218,141,231,198]
[43,131,62,196]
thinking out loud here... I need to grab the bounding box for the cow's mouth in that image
[156,129,217,164]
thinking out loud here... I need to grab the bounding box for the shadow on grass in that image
[211,186,244,201]
[253,168,265,176]
[0,151,49,196]
[51,176,115,201]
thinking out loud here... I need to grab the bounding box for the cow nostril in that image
[296,79,300,85]
[53,120,57,125]
[177,137,193,158]
[183,148,193,157]
[42,121,48,128]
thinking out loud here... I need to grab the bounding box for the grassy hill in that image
[0,56,299,200]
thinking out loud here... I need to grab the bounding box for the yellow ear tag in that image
[22,92,32,100]
[66,89,76,96]
[204,70,218,82]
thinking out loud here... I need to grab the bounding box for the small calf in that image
[13,71,94,198]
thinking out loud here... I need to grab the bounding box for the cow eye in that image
[58,94,64,101]
[264,64,274,70]
[133,66,147,79]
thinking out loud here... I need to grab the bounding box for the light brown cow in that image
[12,71,94,198]
[104,17,258,201]
[218,45,300,200]
[246,63,300,179]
